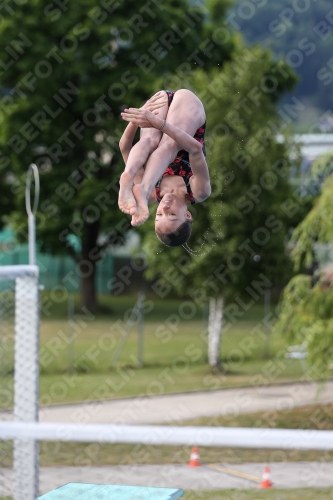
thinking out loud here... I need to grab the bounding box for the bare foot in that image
[118,172,137,215]
[131,184,149,226]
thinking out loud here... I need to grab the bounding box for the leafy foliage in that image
[291,175,333,270]
[274,268,333,376]
[274,160,333,376]
[0,169,14,231]
[304,151,333,197]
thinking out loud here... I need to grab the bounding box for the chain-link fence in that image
[0,279,15,497]
[0,266,39,500]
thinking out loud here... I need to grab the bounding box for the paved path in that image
[37,380,333,424]
[1,461,333,495]
[2,381,332,424]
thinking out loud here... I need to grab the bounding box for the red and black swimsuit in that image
[155,90,206,205]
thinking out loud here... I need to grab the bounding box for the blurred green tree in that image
[273,268,333,379]
[143,44,297,368]
[273,170,333,376]
[0,0,235,310]
[302,151,333,198]
[290,175,333,271]
[0,159,14,231]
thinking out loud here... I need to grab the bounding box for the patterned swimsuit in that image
[155,90,206,205]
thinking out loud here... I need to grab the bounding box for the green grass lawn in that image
[33,294,308,405]
[0,294,317,408]
[182,489,333,500]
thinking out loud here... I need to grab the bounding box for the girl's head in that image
[155,193,192,246]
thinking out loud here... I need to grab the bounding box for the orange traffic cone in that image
[259,466,273,488]
[188,447,201,467]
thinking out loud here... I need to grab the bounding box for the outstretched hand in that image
[121,108,164,129]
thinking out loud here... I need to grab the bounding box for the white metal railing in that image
[1,422,333,451]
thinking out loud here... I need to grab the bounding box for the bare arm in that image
[188,151,211,202]
[161,122,211,201]
[162,121,201,154]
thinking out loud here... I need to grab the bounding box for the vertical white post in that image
[13,275,39,500]
[264,288,271,359]
[28,213,36,266]
[26,164,39,267]
[208,296,224,368]
[68,294,75,372]
[137,291,145,367]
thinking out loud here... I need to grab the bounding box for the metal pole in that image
[28,213,36,266]
[137,291,145,368]
[264,288,271,359]
[110,298,140,367]
[201,301,209,362]
[14,274,39,500]
[25,164,39,266]
[14,164,40,500]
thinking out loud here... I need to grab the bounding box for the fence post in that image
[14,274,39,500]
[264,288,271,359]
[68,294,75,372]
[137,291,145,368]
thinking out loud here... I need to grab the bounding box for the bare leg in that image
[118,139,154,215]
[130,142,179,226]
[118,92,169,215]
[131,89,205,226]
